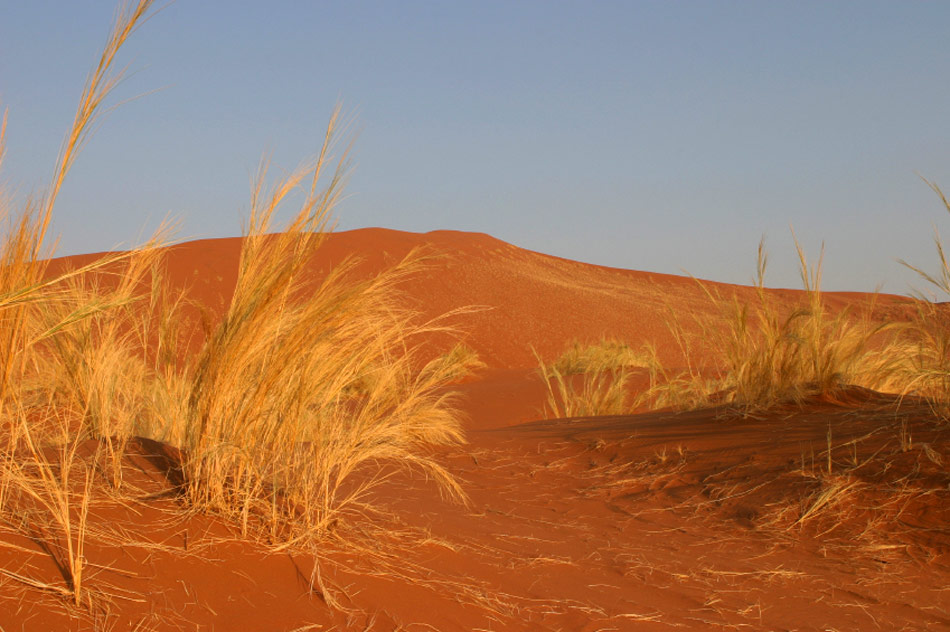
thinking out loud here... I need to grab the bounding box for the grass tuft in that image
[685,235,905,413]
[897,179,950,418]
[177,113,469,544]
[535,339,649,418]
[0,0,474,607]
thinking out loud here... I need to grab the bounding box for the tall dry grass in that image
[537,239,911,421]
[0,405,95,607]
[0,0,160,606]
[179,115,469,544]
[34,233,183,488]
[686,237,905,412]
[898,179,950,417]
[0,0,475,604]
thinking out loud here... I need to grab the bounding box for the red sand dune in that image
[6,229,948,631]
[53,227,918,373]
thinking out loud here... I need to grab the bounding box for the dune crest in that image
[52,227,916,372]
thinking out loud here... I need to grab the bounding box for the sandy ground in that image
[3,229,947,631]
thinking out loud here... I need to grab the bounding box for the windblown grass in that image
[0,0,473,608]
[897,180,950,418]
[34,234,182,488]
[685,236,906,413]
[536,238,914,421]
[0,0,160,606]
[0,407,94,607]
[178,118,469,543]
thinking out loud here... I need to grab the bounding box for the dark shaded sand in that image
[5,229,946,630]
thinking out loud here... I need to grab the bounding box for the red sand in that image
[5,229,948,631]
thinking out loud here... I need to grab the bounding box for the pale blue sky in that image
[1,1,949,292]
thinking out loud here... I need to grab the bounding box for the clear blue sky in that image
[1,1,949,292]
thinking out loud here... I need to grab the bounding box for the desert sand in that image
[2,228,946,631]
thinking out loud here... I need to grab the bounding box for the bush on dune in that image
[535,338,649,418]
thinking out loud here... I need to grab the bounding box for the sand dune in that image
[53,228,917,371]
[6,230,947,631]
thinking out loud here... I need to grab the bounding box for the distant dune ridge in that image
[50,227,917,372]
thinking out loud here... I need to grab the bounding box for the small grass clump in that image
[552,338,653,375]
[536,338,652,418]
[536,338,728,419]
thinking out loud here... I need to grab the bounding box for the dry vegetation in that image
[535,338,650,417]
[898,179,950,418]
[178,142,470,542]
[685,236,910,411]
[537,233,949,418]
[0,0,474,607]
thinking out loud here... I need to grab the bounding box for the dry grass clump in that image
[0,410,95,607]
[438,342,484,381]
[535,240,912,420]
[897,180,950,418]
[0,0,160,606]
[536,339,651,418]
[537,338,722,418]
[0,0,473,608]
[552,338,653,375]
[537,237,918,421]
[686,237,905,413]
[179,123,468,542]
[33,237,186,488]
